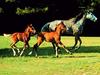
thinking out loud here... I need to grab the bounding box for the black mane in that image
[74,12,84,23]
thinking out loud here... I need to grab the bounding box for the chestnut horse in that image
[10,24,36,56]
[33,22,72,57]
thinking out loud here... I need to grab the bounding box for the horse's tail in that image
[41,23,50,32]
[3,33,11,37]
[34,32,45,38]
[33,32,40,38]
[34,34,38,38]
[3,33,12,43]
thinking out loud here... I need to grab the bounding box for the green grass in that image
[0,36,100,75]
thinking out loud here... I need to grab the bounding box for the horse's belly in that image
[44,34,54,42]
[45,36,54,42]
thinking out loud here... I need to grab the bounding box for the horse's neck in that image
[67,17,76,23]
[80,14,86,23]
[24,30,30,37]
[55,28,62,36]
[75,14,86,27]
[68,17,76,22]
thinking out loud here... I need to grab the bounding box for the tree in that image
[0,0,99,35]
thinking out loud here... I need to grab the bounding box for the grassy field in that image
[0,36,100,75]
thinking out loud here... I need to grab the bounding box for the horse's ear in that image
[54,24,58,31]
[27,24,33,28]
[29,24,33,26]
[55,26,57,31]
[57,21,63,26]
[61,21,64,24]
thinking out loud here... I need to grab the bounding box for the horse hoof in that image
[19,54,22,57]
[58,50,62,54]
[68,47,73,50]
[69,52,73,55]
[13,55,16,57]
[28,51,32,55]
[13,54,16,56]
[17,49,20,53]
[35,56,39,58]
[35,54,38,58]
[56,55,59,58]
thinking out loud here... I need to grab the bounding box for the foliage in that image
[0,0,49,15]
[16,7,48,15]
[5,0,15,3]
[76,0,100,11]
[0,0,99,15]
[0,7,4,13]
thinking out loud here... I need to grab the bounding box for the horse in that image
[10,24,36,56]
[33,22,72,57]
[63,10,97,51]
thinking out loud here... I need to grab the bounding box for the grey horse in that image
[63,10,97,51]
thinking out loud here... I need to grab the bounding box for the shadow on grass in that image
[0,46,100,57]
[0,47,55,57]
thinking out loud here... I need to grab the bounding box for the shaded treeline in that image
[0,0,100,36]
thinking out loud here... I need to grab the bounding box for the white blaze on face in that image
[86,12,97,22]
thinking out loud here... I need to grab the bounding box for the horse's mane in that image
[64,12,84,24]
[74,12,84,23]
[24,24,33,32]
[55,22,64,31]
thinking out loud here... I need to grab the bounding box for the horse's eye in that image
[87,12,90,14]
[90,13,92,15]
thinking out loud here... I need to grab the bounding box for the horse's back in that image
[39,32,59,42]
[11,32,24,41]
[63,18,76,27]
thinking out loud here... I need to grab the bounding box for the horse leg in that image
[14,45,20,54]
[17,48,20,53]
[33,43,38,57]
[29,43,38,57]
[52,42,59,57]
[76,35,82,50]
[33,36,44,57]
[19,42,29,56]
[71,34,82,51]
[10,43,18,56]
[52,42,56,50]
[52,42,61,54]
[33,42,43,57]
[57,41,72,55]
[11,45,16,56]
[70,34,78,50]
[55,43,61,57]
[55,45,58,57]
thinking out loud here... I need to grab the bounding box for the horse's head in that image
[55,22,66,34]
[86,11,97,22]
[26,24,36,35]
